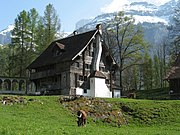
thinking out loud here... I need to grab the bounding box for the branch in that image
[122,29,141,58]
[122,62,143,71]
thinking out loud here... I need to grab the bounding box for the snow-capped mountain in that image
[0,24,14,45]
[75,0,177,47]
[76,0,177,30]
[0,0,177,46]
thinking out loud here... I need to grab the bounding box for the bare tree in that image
[104,12,148,94]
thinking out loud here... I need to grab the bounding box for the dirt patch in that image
[59,96,127,127]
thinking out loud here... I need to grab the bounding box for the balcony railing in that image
[30,70,55,80]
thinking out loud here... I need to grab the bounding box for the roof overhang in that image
[72,30,98,61]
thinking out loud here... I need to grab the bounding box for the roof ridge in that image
[54,29,97,43]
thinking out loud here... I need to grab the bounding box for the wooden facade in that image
[27,25,117,96]
[165,53,180,99]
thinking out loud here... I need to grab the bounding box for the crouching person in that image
[77,110,87,127]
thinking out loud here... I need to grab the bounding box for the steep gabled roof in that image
[28,29,98,69]
[165,53,180,80]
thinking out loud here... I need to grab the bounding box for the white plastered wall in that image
[90,77,112,98]
[76,87,91,97]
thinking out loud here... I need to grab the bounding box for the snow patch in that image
[0,24,14,35]
[101,0,172,13]
[133,15,168,24]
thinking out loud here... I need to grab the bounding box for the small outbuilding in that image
[165,53,180,99]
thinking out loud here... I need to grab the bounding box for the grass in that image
[106,98,180,126]
[0,95,180,135]
[136,87,170,100]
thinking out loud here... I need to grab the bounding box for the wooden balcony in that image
[30,70,55,80]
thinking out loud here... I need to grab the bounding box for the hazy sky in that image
[0,0,172,32]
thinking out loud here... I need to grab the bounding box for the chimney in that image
[96,24,102,35]
[73,31,78,36]
[92,24,103,71]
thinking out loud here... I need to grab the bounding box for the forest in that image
[0,2,179,92]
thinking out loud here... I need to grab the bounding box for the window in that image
[54,50,62,57]
[74,62,79,67]
[105,79,109,84]
[85,64,90,69]
[79,75,84,81]
[91,51,94,57]
[88,44,91,51]
[84,89,87,94]
[100,67,105,72]
[84,76,87,81]
[54,77,58,82]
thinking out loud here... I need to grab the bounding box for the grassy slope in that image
[0,95,179,135]
[136,87,170,100]
[107,98,180,125]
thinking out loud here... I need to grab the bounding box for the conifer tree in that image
[12,10,30,77]
[142,53,153,90]
[43,4,61,49]
[153,54,161,88]
[35,17,46,54]
[27,8,39,63]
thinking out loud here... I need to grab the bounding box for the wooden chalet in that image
[27,24,119,97]
[165,53,180,99]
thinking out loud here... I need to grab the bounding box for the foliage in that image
[104,11,148,92]
[2,4,61,77]
[0,45,13,76]
[141,52,154,90]
[43,4,61,48]
[11,10,31,77]
[136,87,170,100]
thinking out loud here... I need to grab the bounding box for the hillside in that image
[0,95,179,135]
[60,96,180,126]
[136,87,170,100]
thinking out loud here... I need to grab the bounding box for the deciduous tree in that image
[105,12,148,93]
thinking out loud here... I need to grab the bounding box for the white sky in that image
[101,0,173,13]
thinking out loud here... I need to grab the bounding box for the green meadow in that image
[0,95,179,135]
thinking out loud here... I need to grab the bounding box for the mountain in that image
[0,24,14,45]
[75,0,177,50]
[0,24,68,45]
[0,0,177,46]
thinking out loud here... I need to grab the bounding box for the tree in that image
[43,4,61,49]
[0,45,9,76]
[11,10,31,77]
[27,8,39,61]
[105,12,148,93]
[141,52,153,90]
[153,54,161,88]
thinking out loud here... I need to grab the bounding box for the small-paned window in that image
[79,75,84,81]
[85,64,90,69]
[84,89,87,94]
[100,67,105,72]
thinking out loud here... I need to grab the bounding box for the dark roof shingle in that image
[28,29,97,69]
[90,71,106,79]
